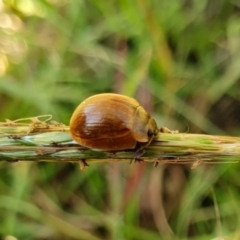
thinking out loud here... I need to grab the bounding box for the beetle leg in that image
[79,159,89,171]
[130,158,143,164]
[153,160,159,167]
[134,148,145,158]
[129,148,145,164]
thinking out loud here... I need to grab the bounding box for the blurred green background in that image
[1,0,240,239]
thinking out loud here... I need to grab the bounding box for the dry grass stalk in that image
[0,115,240,168]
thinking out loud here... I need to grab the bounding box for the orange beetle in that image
[69,93,158,151]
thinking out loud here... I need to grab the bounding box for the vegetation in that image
[0,0,240,239]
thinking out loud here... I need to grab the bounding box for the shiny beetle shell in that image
[69,93,158,151]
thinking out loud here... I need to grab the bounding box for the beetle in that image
[69,93,158,151]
